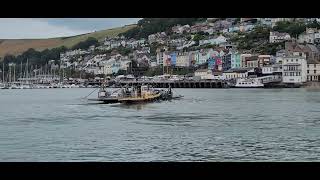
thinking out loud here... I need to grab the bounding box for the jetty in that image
[114,80,229,88]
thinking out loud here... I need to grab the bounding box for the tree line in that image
[0,37,99,71]
[119,18,205,39]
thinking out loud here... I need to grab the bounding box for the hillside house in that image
[269,31,291,43]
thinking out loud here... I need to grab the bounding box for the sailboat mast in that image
[20,61,22,84]
[2,61,4,83]
[27,59,28,79]
[13,64,16,82]
[8,64,11,83]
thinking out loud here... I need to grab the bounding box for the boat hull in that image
[118,94,161,104]
[88,98,119,104]
[233,86,264,88]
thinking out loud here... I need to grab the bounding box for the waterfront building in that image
[307,61,320,81]
[258,55,272,67]
[156,47,168,66]
[163,52,171,67]
[272,63,283,75]
[231,52,241,69]
[285,42,320,61]
[195,50,208,65]
[262,65,273,75]
[194,69,211,79]
[246,56,259,68]
[222,53,231,71]
[176,52,190,67]
[282,56,307,84]
[240,54,252,68]
[222,68,251,80]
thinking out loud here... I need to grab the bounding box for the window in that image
[314,64,316,68]
[308,70,310,74]
[315,70,317,74]
[308,64,309,68]
[296,59,298,62]
[291,59,293,62]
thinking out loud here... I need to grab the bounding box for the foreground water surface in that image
[0,88,320,161]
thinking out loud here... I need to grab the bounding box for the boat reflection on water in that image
[112,103,149,110]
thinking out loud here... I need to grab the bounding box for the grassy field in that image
[0,24,136,58]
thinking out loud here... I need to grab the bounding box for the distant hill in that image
[0,24,136,58]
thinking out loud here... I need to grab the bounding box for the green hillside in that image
[0,24,136,58]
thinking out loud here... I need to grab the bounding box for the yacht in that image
[0,83,6,89]
[234,78,264,88]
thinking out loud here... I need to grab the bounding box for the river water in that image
[0,88,320,161]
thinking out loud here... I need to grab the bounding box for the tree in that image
[193,34,205,42]
[306,20,320,29]
[273,21,306,37]
[71,37,99,50]
[120,18,202,39]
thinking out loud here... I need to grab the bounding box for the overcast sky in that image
[0,18,141,39]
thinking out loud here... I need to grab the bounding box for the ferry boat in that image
[118,85,161,104]
[87,79,121,104]
[234,78,264,88]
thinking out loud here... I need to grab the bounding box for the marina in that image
[2,17,320,164]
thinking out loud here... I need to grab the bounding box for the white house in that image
[103,64,113,75]
[298,28,320,44]
[177,41,196,50]
[199,35,227,46]
[262,65,273,75]
[269,31,291,43]
[282,56,307,84]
